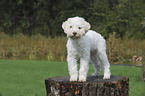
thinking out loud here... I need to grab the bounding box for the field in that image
[0,60,145,96]
[0,33,144,65]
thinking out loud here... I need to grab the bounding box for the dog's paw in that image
[103,73,110,79]
[91,72,99,77]
[70,75,78,81]
[78,76,86,82]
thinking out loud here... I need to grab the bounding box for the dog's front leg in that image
[79,56,90,82]
[67,54,78,81]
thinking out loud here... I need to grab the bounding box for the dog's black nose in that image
[73,32,77,35]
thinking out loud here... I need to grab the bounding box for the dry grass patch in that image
[0,32,144,65]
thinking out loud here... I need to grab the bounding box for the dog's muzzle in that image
[69,32,80,39]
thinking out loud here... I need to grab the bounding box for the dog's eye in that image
[70,26,72,28]
[78,27,82,29]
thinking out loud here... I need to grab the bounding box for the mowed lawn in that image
[0,60,144,96]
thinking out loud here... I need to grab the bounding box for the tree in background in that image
[0,0,144,39]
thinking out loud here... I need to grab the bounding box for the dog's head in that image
[62,16,90,39]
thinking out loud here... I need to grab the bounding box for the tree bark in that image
[45,75,129,96]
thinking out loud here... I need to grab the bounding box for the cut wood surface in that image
[45,75,129,96]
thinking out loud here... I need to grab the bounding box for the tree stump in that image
[45,75,129,96]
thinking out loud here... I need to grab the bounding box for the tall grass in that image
[0,32,144,65]
[107,32,144,65]
[0,33,67,61]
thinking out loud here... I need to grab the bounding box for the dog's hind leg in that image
[90,53,101,76]
[97,49,111,79]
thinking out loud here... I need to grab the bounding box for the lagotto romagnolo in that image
[62,16,111,82]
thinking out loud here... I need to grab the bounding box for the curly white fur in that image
[62,16,111,82]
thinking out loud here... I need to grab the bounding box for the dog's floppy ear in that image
[62,21,67,31]
[84,21,91,32]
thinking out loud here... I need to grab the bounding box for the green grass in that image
[0,60,145,96]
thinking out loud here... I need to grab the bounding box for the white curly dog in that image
[62,16,111,82]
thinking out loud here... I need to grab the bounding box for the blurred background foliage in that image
[0,0,145,39]
[0,0,145,65]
